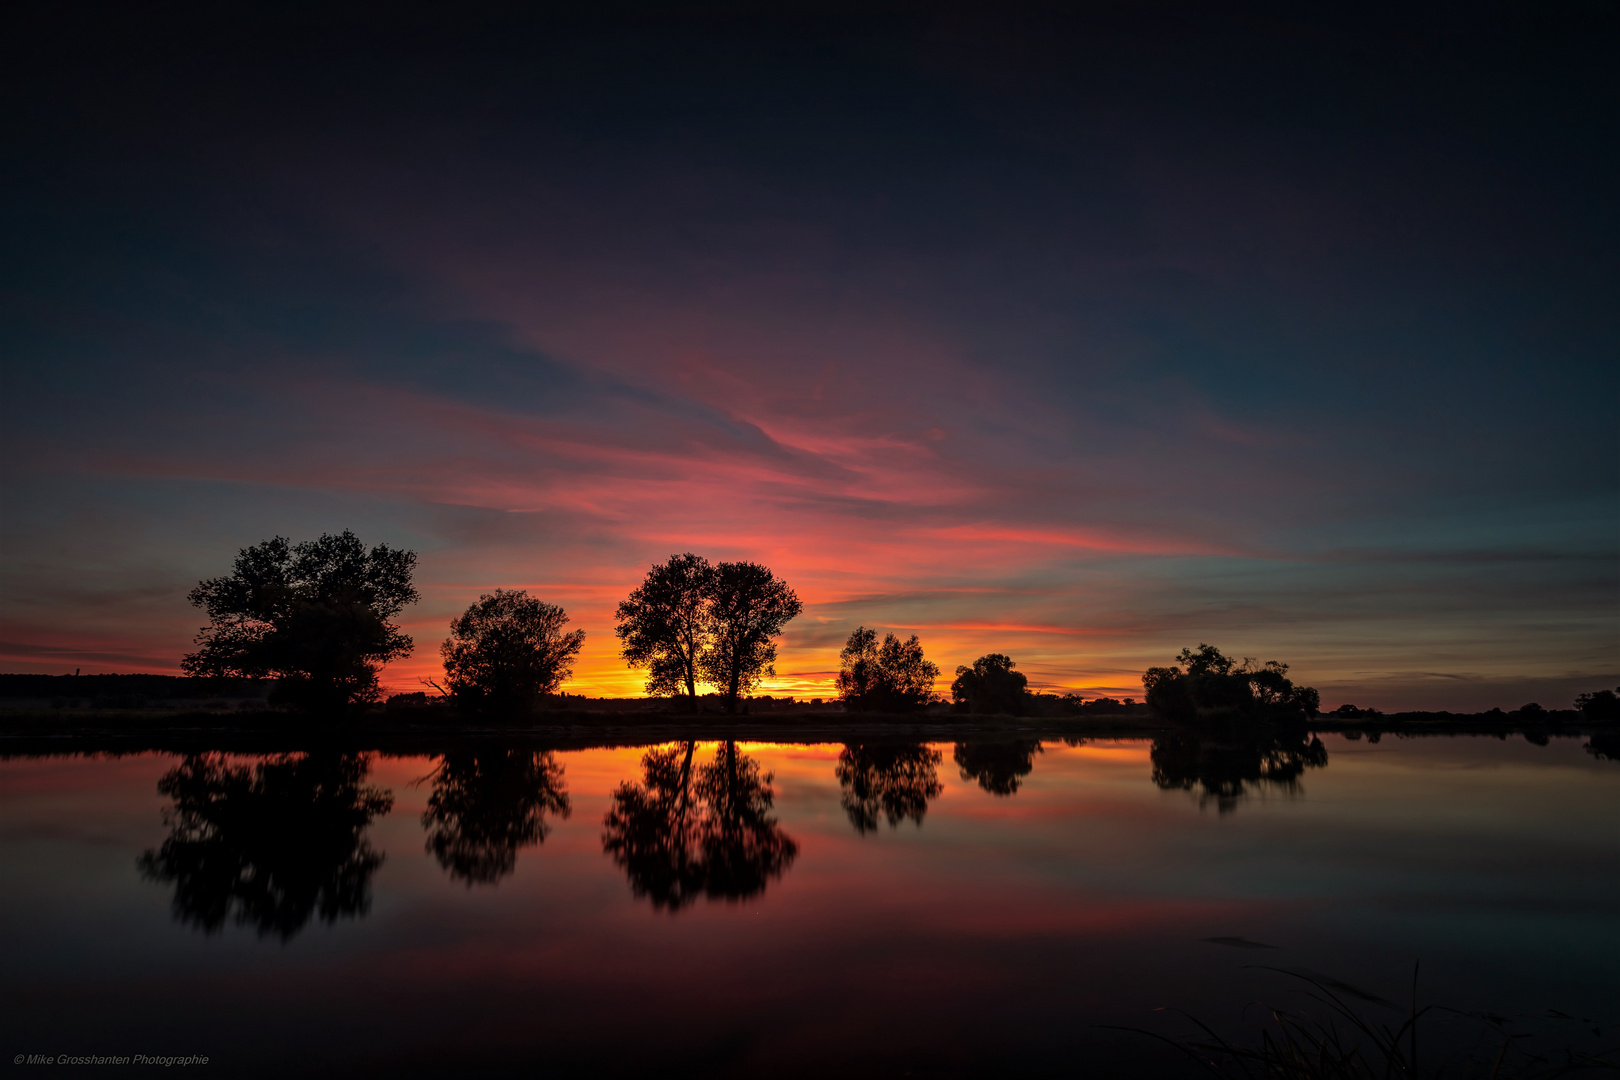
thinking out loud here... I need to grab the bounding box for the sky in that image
[2,1,1616,709]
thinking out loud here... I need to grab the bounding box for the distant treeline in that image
[18,531,1619,725]
[0,673,267,704]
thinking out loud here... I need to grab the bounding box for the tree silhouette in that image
[953,739,1043,795]
[700,562,802,714]
[138,752,394,939]
[1143,644,1319,723]
[1150,727,1328,814]
[1575,687,1620,722]
[614,553,716,708]
[835,627,939,713]
[601,741,798,910]
[421,750,571,885]
[182,531,418,712]
[836,742,943,832]
[441,590,585,716]
[951,654,1028,715]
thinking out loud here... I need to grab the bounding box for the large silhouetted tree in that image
[441,590,585,716]
[600,740,798,910]
[836,742,943,833]
[182,531,418,712]
[835,627,940,713]
[1143,644,1319,723]
[138,752,394,938]
[951,654,1029,715]
[1576,687,1620,722]
[700,561,802,714]
[614,553,716,708]
[421,750,571,885]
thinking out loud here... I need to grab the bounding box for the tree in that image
[614,553,716,708]
[1575,687,1620,722]
[1142,644,1319,723]
[440,589,585,715]
[835,627,940,713]
[421,750,571,885]
[951,654,1028,715]
[699,561,803,714]
[182,531,418,712]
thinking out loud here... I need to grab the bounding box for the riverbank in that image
[0,704,1609,757]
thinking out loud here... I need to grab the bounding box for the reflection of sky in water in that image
[3,736,1616,1076]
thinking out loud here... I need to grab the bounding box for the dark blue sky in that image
[3,1,1616,705]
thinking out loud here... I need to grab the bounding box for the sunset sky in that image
[3,2,1615,709]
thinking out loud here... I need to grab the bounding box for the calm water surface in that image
[3,735,1616,1077]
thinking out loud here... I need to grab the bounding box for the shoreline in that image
[0,707,1609,756]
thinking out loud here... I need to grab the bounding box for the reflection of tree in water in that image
[953,739,1044,796]
[1150,727,1328,813]
[601,741,797,911]
[138,752,393,939]
[1586,727,1620,762]
[422,750,570,886]
[836,742,942,833]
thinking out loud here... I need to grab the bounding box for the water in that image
[3,734,1616,1077]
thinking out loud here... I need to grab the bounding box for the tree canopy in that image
[614,553,717,705]
[182,531,418,711]
[835,627,939,713]
[1575,687,1620,722]
[440,589,585,715]
[1142,644,1320,723]
[951,653,1029,715]
[699,561,803,714]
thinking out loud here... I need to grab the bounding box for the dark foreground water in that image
[3,734,1617,1077]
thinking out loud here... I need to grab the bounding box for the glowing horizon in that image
[2,5,1614,712]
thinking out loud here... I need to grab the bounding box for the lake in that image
[3,733,1616,1077]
